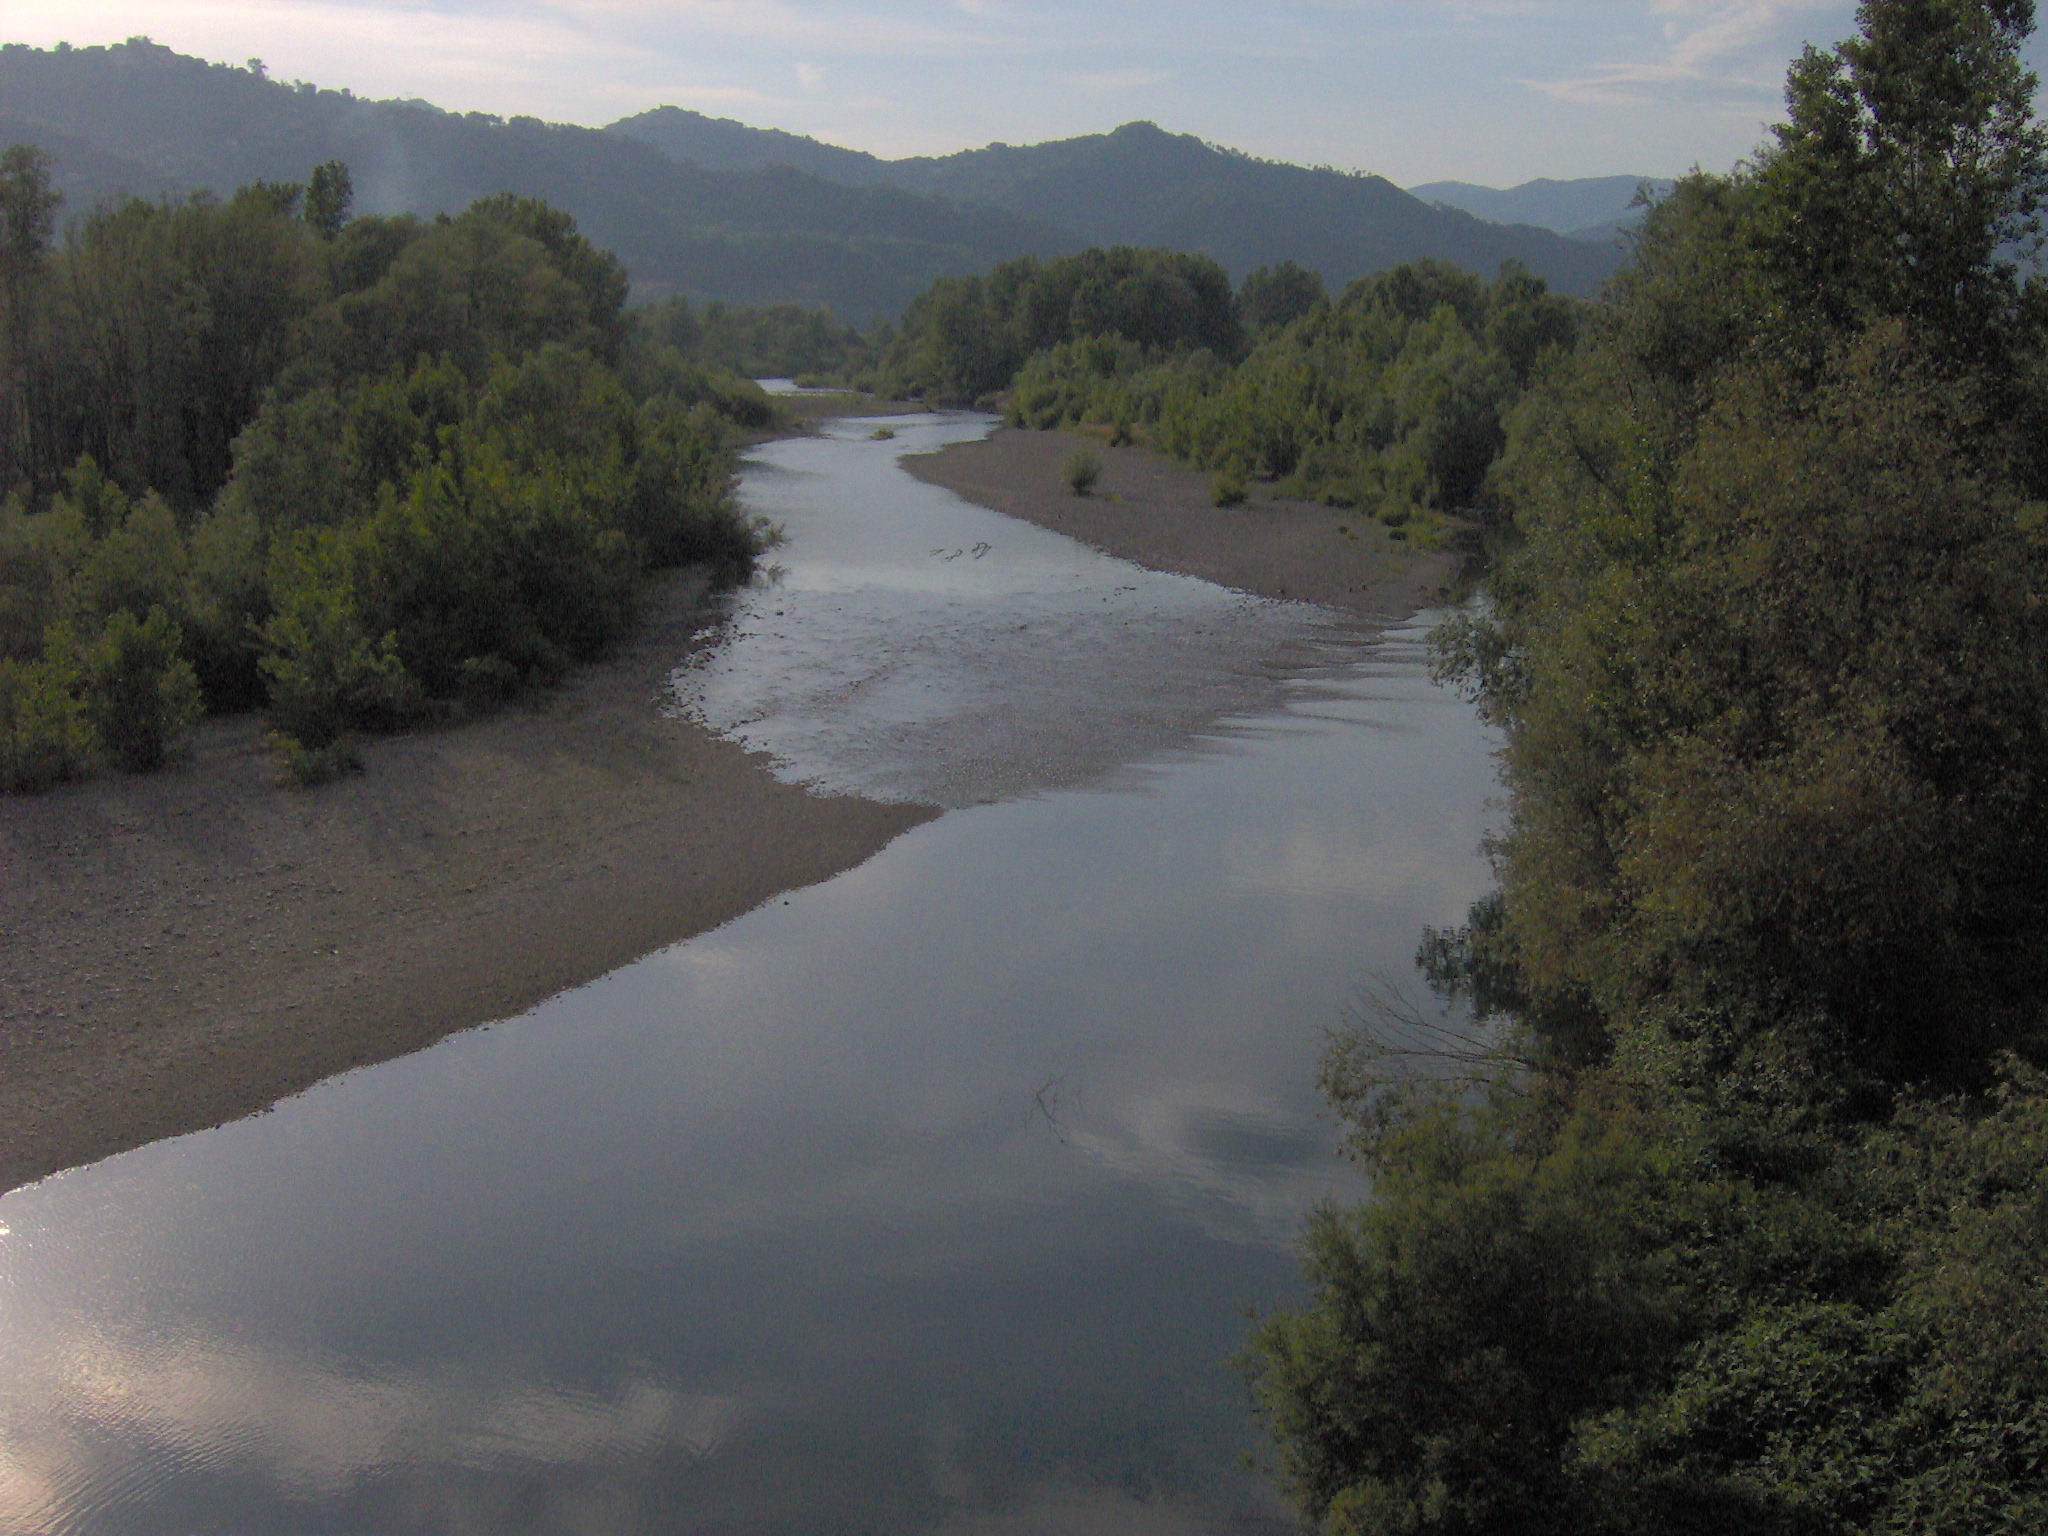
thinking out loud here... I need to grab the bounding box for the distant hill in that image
[0,109,173,211]
[1408,176,1676,242]
[0,39,1627,317]
[0,39,1072,319]
[606,105,894,185]
[612,110,1624,298]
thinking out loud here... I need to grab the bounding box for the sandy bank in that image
[0,569,934,1194]
[2,410,1462,1197]
[902,425,1462,618]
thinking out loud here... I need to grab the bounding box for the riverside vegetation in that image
[0,154,773,792]
[1241,4,2048,1533]
[7,3,2044,1525]
[629,238,1583,545]
[863,243,1577,543]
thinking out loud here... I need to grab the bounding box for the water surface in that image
[0,418,1499,1535]
[678,415,1340,806]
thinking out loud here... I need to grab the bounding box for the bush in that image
[1211,467,1249,506]
[84,607,204,772]
[0,499,86,662]
[259,578,416,749]
[0,177,786,796]
[620,399,754,576]
[269,729,363,787]
[0,649,95,793]
[1063,447,1102,495]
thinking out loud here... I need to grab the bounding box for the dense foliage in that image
[876,243,1564,536]
[1244,5,2048,1532]
[870,245,1243,406]
[0,154,769,791]
[1003,258,1575,531]
[876,243,1576,538]
[635,294,877,385]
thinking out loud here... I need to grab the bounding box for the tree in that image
[0,176,768,795]
[304,160,353,241]
[0,144,58,303]
[1752,0,2048,370]
[0,144,59,492]
[1238,261,1325,334]
[84,605,202,771]
[1250,4,2048,1529]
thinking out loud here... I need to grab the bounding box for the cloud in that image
[0,1324,755,1529]
[1529,1,1840,108]
[795,59,826,90]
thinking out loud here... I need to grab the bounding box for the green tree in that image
[1753,0,2048,365]
[259,571,413,751]
[1238,261,1326,335]
[0,635,92,792]
[1251,5,2048,1531]
[304,160,353,241]
[0,176,767,794]
[84,605,202,771]
[0,144,59,494]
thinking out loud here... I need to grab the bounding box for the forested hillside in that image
[606,105,892,186]
[1244,4,2048,1532]
[612,110,1623,298]
[0,151,773,791]
[0,40,1624,319]
[0,39,1073,319]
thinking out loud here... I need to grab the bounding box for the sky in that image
[7,2,2048,187]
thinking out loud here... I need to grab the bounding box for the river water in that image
[0,415,1499,1535]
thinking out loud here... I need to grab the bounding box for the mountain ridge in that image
[1408,175,1676,240]
[0,39,1074,319]
[609,108,1624,297]
[1,40,1625,315]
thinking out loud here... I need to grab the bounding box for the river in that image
[0,414,1499,1535]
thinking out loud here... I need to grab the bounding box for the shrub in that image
[0,649,95,793]
[621,399,753,576]
[0,499,86,663]
[1211,467,1249,506]
[259,578,416,749]
[84,607,205,772]
[269,729,363,787]
[1063,446,1102,495]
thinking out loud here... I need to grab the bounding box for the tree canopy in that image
[0,160,771,791]
[1245,6,2048,1531]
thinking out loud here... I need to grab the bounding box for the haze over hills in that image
[611,109,1624,298]
[1,38,1625,317]
[0,39,1072,319]
[1409,175,1678,243]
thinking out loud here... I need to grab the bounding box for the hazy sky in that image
[10,3,2048,186]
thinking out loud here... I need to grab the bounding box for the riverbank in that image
[0,567,935,1195]
[1,410,1459,1196]
[902,425,1462,618]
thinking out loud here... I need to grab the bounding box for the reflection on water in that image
[674,414,1341,807]
[0,420,1500,1535]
